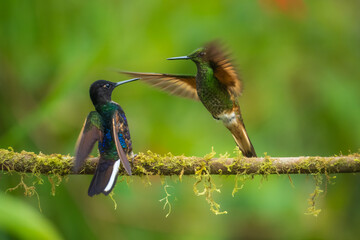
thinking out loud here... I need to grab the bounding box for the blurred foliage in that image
[0,0,359,239]
[0,191,62,240]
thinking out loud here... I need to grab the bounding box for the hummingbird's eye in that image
[199,52,206,56]
[103,84,111,89]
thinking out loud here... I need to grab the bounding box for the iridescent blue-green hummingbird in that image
[73,78,139,196]
[121,42,256,157]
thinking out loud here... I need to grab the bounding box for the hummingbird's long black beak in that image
[167,56,190,60]
[115,78,140,87]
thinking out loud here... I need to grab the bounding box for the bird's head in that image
[167,47,207,64]
[89,78,139,106]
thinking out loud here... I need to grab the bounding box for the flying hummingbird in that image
[121,42,256,157]
[73,78,139,196]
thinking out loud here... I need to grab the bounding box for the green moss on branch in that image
[0,148,359,176]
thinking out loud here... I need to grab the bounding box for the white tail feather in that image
[104,160,120,192]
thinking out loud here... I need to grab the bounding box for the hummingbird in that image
[120,42,256,157]
[73,78,139,196]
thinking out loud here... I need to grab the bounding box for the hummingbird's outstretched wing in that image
[205,41,243,97]
[120,71,199,100]
[112,110,132,175]
[74,111,103,173]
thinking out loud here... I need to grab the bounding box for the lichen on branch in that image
[1,148,359,217]
[1,148,359,176]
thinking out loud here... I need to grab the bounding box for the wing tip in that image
[72,156,83,173]
[121,159,133,176]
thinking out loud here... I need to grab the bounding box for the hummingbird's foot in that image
[129,151,138,160]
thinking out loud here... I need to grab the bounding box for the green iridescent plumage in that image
[121,41,256,157]
[85,111,103,131]
[195,63,233,116]
[74,78,138,196]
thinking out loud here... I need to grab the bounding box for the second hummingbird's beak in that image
[167,56,190,60]
[115,78,140,87]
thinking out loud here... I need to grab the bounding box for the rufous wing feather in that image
[120,71,199,100]
[205,41,243,97]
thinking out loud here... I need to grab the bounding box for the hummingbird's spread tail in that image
[221,112,257,158]
[88,158,120,196]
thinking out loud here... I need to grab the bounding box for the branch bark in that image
[0,149,359,176]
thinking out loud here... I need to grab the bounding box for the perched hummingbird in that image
[121,42,256,157]
[73,78,139,196]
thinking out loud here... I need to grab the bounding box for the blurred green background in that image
[0,0,359,239]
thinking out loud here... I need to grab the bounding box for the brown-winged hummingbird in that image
[120,42,256,157]
[73,78,139,196]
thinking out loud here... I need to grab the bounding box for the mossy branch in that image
[1,148,359,176]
